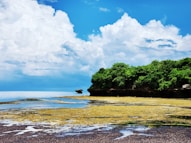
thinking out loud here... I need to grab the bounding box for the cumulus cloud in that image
[0,0,104,78]
[89,13,191,66]
[0,0,191,80]
[0,0,74,76]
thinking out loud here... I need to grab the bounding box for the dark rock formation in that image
[88,88,191,98]
[75,89,83,94]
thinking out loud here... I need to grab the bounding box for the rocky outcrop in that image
[88,88,191,98]
[75,89,83,94]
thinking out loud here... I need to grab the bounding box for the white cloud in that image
[89,13,191,66]
[116,7,124,13]
[99,7,110,12]
[83,0,99,5]
[0,0,105,78]
[0,0,191,80]
[38,0,58,4]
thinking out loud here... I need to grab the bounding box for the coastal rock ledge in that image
[88,89,191,98]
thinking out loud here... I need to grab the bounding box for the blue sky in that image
[39,0,191,39]
[0,0,191,92]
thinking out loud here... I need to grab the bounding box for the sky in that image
[0,0,191,92]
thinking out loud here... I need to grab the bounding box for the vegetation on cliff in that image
[88,58,191,92]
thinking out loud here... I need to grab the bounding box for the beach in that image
[0,124,191,143]
[0,95,191,142]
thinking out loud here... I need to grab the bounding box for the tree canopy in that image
[88,58,191,91]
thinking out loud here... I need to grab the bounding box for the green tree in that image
[89,57,191,92]
[110,63,129,88]
[90,68,112,89]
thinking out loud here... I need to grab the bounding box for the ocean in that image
[0,91,89,110]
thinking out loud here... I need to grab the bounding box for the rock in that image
[132,85,136,90]
[75,89,83,94]
[182,84,191,89]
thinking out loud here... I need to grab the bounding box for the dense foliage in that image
[89,58,191,91]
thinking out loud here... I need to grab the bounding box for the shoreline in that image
[0,124,191,143]
[0,96,191,142]
[1,96,191,126]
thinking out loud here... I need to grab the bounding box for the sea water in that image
[0,91,89,110]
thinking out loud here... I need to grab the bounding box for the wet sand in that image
[0,124,191,143]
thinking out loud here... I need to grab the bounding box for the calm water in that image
[0,91,89,110]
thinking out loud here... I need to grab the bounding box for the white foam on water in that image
[134,126,150,132]
[114,125,151,140]
[138,133,153,137]
[1,120,24,127]
[0,120,115,137]
[56,124,115,137]
[2,126,43,136]
[115,130,134,140]
[16,126,43,135]
[0,120,152,139]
